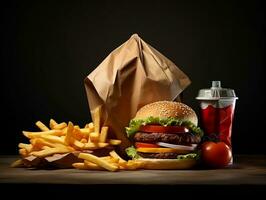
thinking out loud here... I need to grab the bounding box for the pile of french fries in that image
[19,107,121,158]
[19,119,121,158]
[15,107,143,171]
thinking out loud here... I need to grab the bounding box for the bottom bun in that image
[137,158,197,170]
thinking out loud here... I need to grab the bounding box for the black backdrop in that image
[1,0,265,154]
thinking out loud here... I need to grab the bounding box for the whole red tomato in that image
[201,141,232,168]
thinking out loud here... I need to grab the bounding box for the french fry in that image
[19,148,27,157]
[89,132,99,142]
[100,156,119,164]
[88,122,94,129]
[58,144,74,151]
[65,122,74,145]
[109,150,126,164]
[108,139,121,146]
[99,126,108,143]
[39,135,65,145]
[124,163,137,170]
[30,147,70,157]
[79,128,91,137]
[30,140,42,151]
[83,142,109,150]
[41,146,51,150]
[18,143,32,153]
[84,160,105,170]
[85,122,94,132]
[23,130,63,139]
[73,162,105,170]
[109,157,120,164]
[32,138,74,151]
[74,125,80,129]
[92,106,101,134]
[126,160,144,170]
[62,127,67,135]
[72,139,85,149]
[53,122,67,130]
[110,162,119,168]
[72,127,84,140]
[118,165,126,170]
[100,156,111,159]
[78,153,118,172]
[35,121,49,131]
[49,119,58,129]
[32,138,58,148]
[72,162,89,170]
[80,138,87,143]
[10,159,25,168]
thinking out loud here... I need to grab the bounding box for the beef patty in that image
[137,152,180,159]
[134,132,201,145]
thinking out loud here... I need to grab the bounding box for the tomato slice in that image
[139,125,188,134]
[135,142,160,148]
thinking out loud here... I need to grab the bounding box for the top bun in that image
[134,101,198,126]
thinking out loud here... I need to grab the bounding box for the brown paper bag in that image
[84,34,191,155]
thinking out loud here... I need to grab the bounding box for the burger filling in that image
[137,152,181,159]
[125,117,203,160]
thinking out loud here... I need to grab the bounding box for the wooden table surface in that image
[1,155,266,197]
[1,155,266,186]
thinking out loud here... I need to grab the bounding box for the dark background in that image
[1,0,265,155]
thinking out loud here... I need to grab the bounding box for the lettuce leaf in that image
[126,116,204,138]
[176,153,199,160]
[125,146,141,159]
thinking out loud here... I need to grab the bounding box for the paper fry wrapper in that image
[84,34,191,156]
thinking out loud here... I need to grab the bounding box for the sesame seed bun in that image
[134,101,198,126]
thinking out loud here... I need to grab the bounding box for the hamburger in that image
[125,101,204,169]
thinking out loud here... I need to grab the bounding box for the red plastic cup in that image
[196,81,238,163]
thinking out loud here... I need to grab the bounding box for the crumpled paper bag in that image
[84,34,191,155]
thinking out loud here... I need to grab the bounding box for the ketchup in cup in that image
[196,81,238,163]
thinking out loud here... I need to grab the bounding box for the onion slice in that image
[156,142,197,151]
